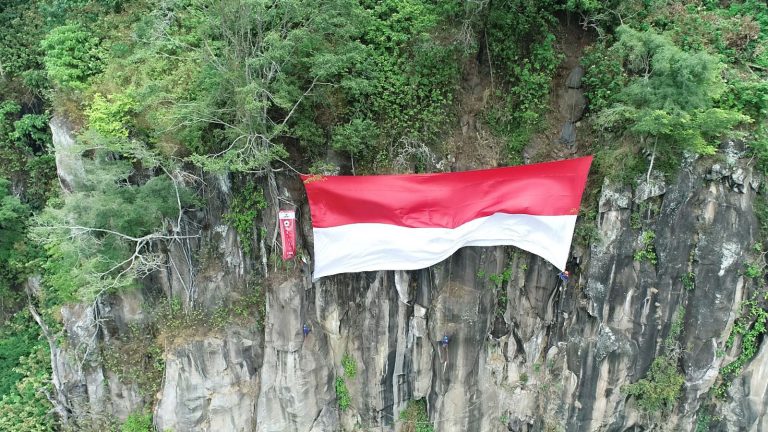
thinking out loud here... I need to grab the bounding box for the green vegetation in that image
[695,404,721,432]
[744,242,766,279]
[715,291,768,396]
[33,164,194,304]
[624,307,685,414]
[681,272,696,291]
[41,23,103,90]
[398,399,433,432]
[574,208,600,247]
[159,288,265,335]
[577,1,768,185]
[0,179,31,315]
[595,26,747,157]
[756,195,768,253]
[335,377,351,411]
[0,311,43,397]
[335,353,357,411]
[121,411,153,432]
[494,284,510,321]
[0,0,46,88]
[0,0,767,428]
[634,230,658,265]
[0,100,56,211]
[625,356,685,413]
[0,339,54,432]
[488,266,513,288]
[102,325,165,397]
[342,353,357,379]
[0,3,61,427]
[483,260,515,320]
[745,263,763,279]
[485,0,561,164]
[224,180,268,255]
[85,92,137,139]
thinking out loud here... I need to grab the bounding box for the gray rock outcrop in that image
[45,148,766,431]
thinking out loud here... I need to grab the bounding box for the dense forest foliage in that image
[1,0,768,430]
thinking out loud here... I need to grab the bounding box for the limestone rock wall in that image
[47,113,767,431]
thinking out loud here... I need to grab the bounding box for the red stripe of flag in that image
[302,156,593,229]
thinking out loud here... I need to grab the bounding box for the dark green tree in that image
[596,26,748,177]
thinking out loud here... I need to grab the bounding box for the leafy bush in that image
[0,100,57,213]
[342,354,357,379]
[745,263,763,279]
[333,0,460,168]
[0,0,46,88]
[335,377,351,410]
[624,355,685,413]
[582,42,626,113]
[624,308,685,414]
[0,342,54,432]
[399,399,433,432]
[86,92,137,139]
[0,311,42,397]
[0,101,26,175]
[223,180,267,256]
[121,411,153,432]
[718,293,768,391]
[721,76,768,121]
[40,23,102,89]
[634,230,657,265]
[150,0,375,171]
[331,118,379,157]
[681,272,695,291]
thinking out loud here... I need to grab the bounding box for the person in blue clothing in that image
[558,271,570,283]
[303,323,311,337]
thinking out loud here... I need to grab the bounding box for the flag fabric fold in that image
[302,156,592,280]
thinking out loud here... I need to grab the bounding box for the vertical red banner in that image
[278,210,296,260]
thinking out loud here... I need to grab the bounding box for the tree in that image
[141,0,370,172]
[596,26,749,177]
[32,158,196,304]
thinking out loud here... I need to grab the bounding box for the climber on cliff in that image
[558,270,570,284]
[303,323,311,337]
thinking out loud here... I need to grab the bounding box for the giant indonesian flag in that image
[302,156,592,280]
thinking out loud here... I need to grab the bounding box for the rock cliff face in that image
[47,112,766,431]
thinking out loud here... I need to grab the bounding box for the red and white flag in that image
[302,156,592,280]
